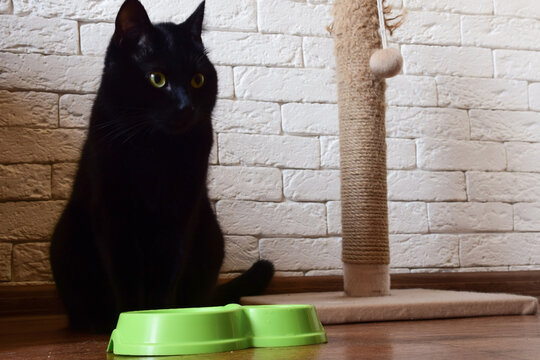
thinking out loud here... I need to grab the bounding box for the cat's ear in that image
[113,0,153,49]
[184,1,205,43]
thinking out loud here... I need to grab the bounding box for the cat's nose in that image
[174,87,193,111]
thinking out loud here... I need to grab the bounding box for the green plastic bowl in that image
[107,304,327,356]
[245,304,327,348]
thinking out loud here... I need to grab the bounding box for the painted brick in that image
[273,271,304,277]
[258,0,332,36]
[12,242,52,281]
[462,15,540,51]
[14,0,258,31]
[417,138,506,171]
[307,0,335,4]
[506,142,540,173]
[0,0,10,13]
[320,136,340,169]
[303,37,335,68]
[514,203,540,231]
[260,238,341,271]
[469,110,540,142]
[387,138,416,170]
[385,106,469,140]
[145,0,206,24]
[0,15,78,55]
[390,268,411,274]
[387,170,466,201]
[220,272,242,279]
[0,201,65,240]
[216,200,327,236]
[468,171,540,202]
[495,50,540,81]
[388,202,428,234]
[455,267,510,273]
[404,0,493,14]
[218,133,320,169]
[234,67,336,103]
[0,90,58,128]
[207,166,282,201]
[282,103,338,135]
[216,66,234,99]
[0,243,11,281]
[209,132,218,165]
[402,45,493,77]
[494,0,540,19]
[203,32,302,67]
[52,163,77,199]
[326,201,341,235]
[0,52,103,93]
[213,100,281,135]
[387,0,403,8]
[283,169,340,201]
[13,0,122,21]
[202,0,258,31]
[221,236,259,272]
[460,233,540,266]
[391,11,461,46]
[437,76,528,111]
[386,76,437,107]
[306,269,344,277]
[59,94,95,128]
[0,128,86,164]
[80,23,113,56]
[510,265,540,271]
[0,164,51,201]
[428,202,513,233]
[390,234,460,268]
[530,83,540,111]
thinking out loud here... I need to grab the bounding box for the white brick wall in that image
[1,0,540,284]
[402,45,493,77]
[0,15,78,55]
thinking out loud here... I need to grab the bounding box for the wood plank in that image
[0,314,539,359]
[1,271,539,317]
[0,284,63,317]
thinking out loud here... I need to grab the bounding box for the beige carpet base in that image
[241,289,538,325]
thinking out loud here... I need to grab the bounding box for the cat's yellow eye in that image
[190,73,205,89]
[149,72,167,88]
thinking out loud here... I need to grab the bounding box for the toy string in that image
[377,0,388,48]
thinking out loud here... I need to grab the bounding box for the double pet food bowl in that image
[107,304,327,356]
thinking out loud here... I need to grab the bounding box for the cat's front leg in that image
[173,199,224,307]
[93,229,147,315]
[50,200,117,332]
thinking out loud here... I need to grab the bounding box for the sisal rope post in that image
[333,0,390,297]
[242,1,538,322]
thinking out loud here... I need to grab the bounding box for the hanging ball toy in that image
[370,48,403,78]
[369,0,403,78]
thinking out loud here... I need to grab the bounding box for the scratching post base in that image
[344,263,390,297]
[241,289,538,325]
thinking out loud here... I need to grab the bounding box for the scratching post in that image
[241,0,538,323]
[333,0,390,297]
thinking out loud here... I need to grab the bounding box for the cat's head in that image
[101,0,217,135]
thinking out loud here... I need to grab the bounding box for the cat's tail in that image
[213,260,274,305]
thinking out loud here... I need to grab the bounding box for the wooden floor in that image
[0,314,539,359]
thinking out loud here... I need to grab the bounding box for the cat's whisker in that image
[106,124,146,144]
[120,123,151,145]
[96,119,149,145]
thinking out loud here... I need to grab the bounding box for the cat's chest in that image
[97,146,206,210]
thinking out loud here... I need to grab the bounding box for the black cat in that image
[50,0,273,333]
